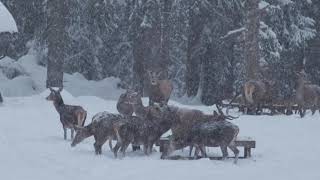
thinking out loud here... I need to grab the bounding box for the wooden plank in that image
[163,155,250,160]
[158,136,256,148]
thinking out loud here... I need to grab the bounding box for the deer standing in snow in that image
[295,71,320,117]
[46,87,87,140]
[243,79,274,114]
[146,69,173,106]
[116,90,135,117]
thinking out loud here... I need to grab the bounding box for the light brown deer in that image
[243,80,274,114]
[146,69,173,106]
[46,87,87,140]
[295,71,320,117]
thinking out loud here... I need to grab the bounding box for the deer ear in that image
[49,87,54,92]
[58,87,63,93]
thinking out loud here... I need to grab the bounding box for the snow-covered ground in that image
[0,89,319,180]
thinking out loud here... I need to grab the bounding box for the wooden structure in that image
[157,136,256,159]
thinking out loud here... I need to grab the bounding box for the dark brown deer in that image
[112,106,174,157]
[243,80,274,114]
[295,71,320,117]
[116,90,135,117]
[71,111,124,155]
[146,69,173,106]
[46,87,87,140]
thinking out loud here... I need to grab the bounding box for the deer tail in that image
[113,125,123,145]
[244,83,255,104]
[77,110,87,127]
[82,111,87,127]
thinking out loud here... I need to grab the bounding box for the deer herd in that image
[44,68,319,164]
[241,70,320,117]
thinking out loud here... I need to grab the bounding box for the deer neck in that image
[53,98,65,114]
[133,99,148,118]
[297,78,305,92]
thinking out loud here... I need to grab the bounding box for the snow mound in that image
[0,53,124,99]
[0,2,18,33]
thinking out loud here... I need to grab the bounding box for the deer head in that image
[71,126,91,147]
[295,70,312,86]
[46,87,63,102]
[124,90,142,105]
[146,68,164,86]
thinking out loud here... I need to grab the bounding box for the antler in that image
[216,104,224,116]
[215,104,239,120]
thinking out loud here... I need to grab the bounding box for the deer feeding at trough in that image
[146,68,173,106]
[71,111,124,155]
[160,105,240,163]
[46,87,87,140]
[113,105,174,158]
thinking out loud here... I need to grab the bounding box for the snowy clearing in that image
[0,90,319,180]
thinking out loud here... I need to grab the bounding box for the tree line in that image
[1,0,320,105]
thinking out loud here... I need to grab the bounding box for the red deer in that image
[161,108,240,163]
[146,69,173,106]
[116,90,135,117]
[113,105,174,157]
[46,87,87,140]
[243,80,274,114]
[295,71,320,117]
[71,111,124,155]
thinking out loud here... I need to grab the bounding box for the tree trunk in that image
[46,0,68,88]
[186,7,205,97]
[244,0,260,80]
[160,0,173,78]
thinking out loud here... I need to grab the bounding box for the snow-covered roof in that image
[0,2,18,33]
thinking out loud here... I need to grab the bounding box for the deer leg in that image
[143,144,149,155]
[113,142,122,158]
[228,144,240,164]
[94,138,107,155]
[71,129,74,140]
[194,146,200,159]
[189,145,194,157]
[312,99,318,115]
[220,145,228,160]
[120,142,130,157]
[298,105,305,118]
[199,145,207,158]
[94,142,102,155]
[312,105,316,115]
[63,127,67,140]
[108,137,113,151]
